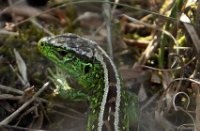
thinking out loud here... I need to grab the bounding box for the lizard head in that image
[37,33,104,89]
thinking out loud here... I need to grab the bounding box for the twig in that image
[30,18,54,36]
[103,0,113,59]
[0,94,21,100]
[141,57,196,72]
[0,84,24,95]
[122,14,179,47]
[0,82,49,126]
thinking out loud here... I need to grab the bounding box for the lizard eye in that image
[84,64,92,74]
[58,50,68,57]
[56,50,75,62]
[40,42,45,47]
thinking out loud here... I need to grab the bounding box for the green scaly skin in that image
[37,33,138,131]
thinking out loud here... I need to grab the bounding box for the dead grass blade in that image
[13,48,30,88]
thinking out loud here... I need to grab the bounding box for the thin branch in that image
[0,82,49,126]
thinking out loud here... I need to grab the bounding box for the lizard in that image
[37,33,138,131]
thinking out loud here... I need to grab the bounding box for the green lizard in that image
[37,33,138,131]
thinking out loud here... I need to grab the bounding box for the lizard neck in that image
[94,46,121,131]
